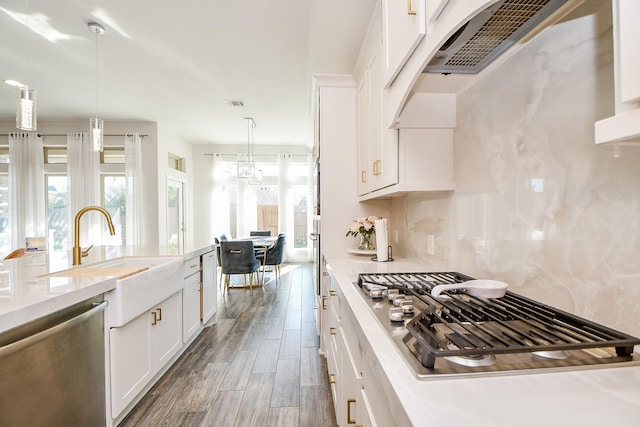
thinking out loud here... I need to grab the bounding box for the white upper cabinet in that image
[595,0,640,144]
[358,36,399,196]
[617,0,640,104]
[382,0,426,87]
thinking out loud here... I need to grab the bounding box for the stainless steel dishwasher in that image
[0,297,108,426]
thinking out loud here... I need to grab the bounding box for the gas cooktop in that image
[356,272,640,379]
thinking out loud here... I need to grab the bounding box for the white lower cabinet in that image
[109,291,182,418]
[182,272,201,342]
[324,270,366,427]
[200,250,217,324]
[323,265,401,427]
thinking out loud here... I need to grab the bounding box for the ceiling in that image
[0,0,376,147]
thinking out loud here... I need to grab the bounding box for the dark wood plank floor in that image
[120,263,336,427]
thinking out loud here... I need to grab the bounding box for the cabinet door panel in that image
[618,0,640,104]
[201,251,217,323]
[155,292,183,367]
[357,77,370,196]
[382,0,426,87]
[183,274,201,342]
[110,312,153,417]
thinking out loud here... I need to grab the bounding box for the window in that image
[291,185,308,249]
[44,147,67,164]
[211,153,312,259]
[0,175,9,255]
[168,153,185,172]
[47,176,68,250]
[287,155,310,249]
[101,147,125,164]
[102,176,126,245]
[255,185,278,236]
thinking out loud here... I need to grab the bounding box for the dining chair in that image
[259,233,286,283]
[219,240,261,293]
[214,237,223,288]
[249,230,271,236]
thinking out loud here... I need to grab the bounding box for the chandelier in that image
[237,117,256,178]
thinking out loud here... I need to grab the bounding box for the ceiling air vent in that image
[225,99,245,107]
[424,0,569,74]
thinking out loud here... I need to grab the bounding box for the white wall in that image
[391,0,640,337]
[156,124,194,249]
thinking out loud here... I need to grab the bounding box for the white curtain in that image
[67,133,100,246]
[9,133,45,249]
[125,133,145,245]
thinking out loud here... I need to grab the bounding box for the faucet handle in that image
[81,244,94,257]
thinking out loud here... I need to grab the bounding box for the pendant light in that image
[88,22,105,152]
[237,118,256,178]
[16,0,36,131]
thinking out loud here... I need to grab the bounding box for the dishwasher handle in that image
[0,300,108,358]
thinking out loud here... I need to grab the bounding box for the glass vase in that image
[358,233,376,251]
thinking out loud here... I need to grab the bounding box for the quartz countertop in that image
[0,244,216,334]
[325,255,640,426]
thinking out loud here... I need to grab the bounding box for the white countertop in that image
[325,255,640,427]
[0,244,215,334]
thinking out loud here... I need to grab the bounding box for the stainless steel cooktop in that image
[356,272,640,379]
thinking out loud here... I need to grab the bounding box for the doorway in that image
[167,178,185,254]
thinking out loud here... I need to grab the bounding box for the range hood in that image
[424,0,570,74]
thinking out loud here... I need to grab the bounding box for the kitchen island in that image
[324,256,640,426]
[0,244,214,334]
[0,244,217,427]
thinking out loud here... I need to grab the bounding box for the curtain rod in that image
[0,133,148,137]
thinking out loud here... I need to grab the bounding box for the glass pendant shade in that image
[90,117,104,152]
[237,117,256,178]
[16,85,36,131]
[237,159,255,178]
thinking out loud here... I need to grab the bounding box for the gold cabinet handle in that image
[329,374,337,384]
[407,0,417,15]
[330,327,337,336]
[347,398,356,424]
[322,296,328,310]
[361,170,367,182]
[330,290,337,296]
[372,159,382,176]
[151,310,157,326]
[156,307,162,321]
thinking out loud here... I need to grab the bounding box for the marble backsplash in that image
[391,0,640,337]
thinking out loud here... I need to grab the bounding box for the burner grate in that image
[357,272,640,370]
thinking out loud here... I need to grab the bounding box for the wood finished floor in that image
[120,263,337,427]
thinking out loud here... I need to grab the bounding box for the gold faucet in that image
[73,206,116,265]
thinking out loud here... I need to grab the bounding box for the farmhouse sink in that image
[45,256,184,327]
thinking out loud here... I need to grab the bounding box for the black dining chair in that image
[259,233,286,283]
[249,230,271,236]
[214,237,223,288]
[219,240,261,293]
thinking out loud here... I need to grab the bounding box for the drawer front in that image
[183,257,200,278]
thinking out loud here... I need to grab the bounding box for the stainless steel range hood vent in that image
[424,0,569,74]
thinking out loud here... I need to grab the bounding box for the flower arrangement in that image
[346,216,379,250]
